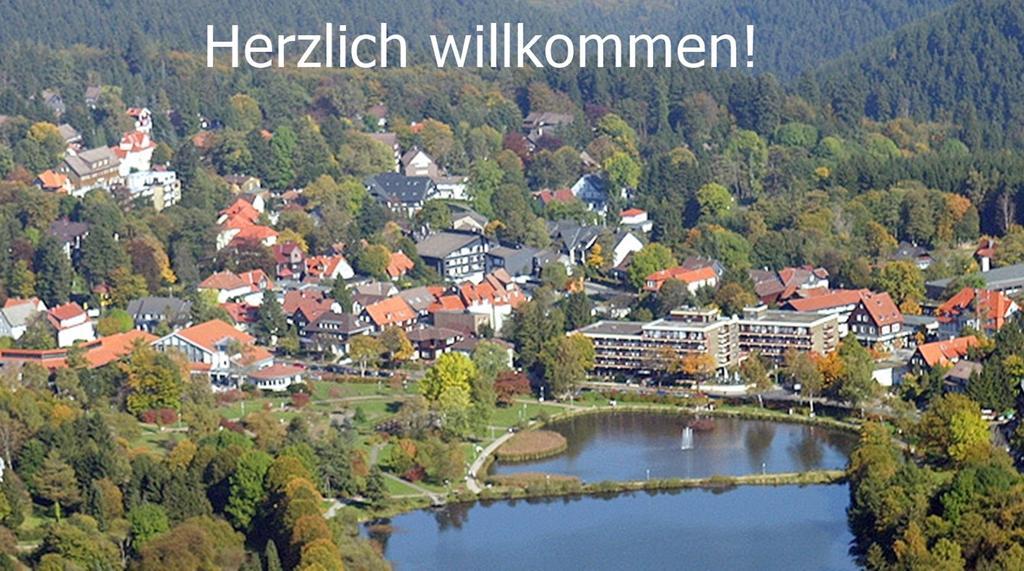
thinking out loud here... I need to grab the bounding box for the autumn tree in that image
[419,353,476,436]
[740,353,773,406]
[121,344,184,416]
[785,351,824,415]
[348,335,384,376]
[379,327,413,367]
[539,334,595,397]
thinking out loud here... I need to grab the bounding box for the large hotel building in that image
[576,305,840,378]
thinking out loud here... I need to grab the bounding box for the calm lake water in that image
[372,485,855,571]
[370,413,858,570]
[490,412,856,482]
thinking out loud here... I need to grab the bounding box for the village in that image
[0,94,1014,417]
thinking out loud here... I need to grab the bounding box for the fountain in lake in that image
[680,426,694,450]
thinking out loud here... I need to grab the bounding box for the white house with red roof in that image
[216,198,277,250]
[47,302,95,347]
[152,319,275,389]
[620,208,653,232]
[113,130,156,176]
[248,363,305,392]
[304,254,354,282]
[644,265,718,294]
[198,270,273,304]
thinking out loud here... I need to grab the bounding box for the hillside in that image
[0,0,954,77]
[815,0,1024,147]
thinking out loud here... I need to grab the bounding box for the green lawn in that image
[216,396,290,420]
[488,401,565,429]
[383,477,423,496]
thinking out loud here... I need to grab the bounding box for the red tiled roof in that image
[644,266,717,292]
[535,188,575,205]
[85,330,157,368]
[937,287,1017,332]
[37,170,68,190]
[221,302,259,324]
[249,363,304,380]
[620,208,645,217]
[48,302,85,323]
[229,225,278,245]
[860,292,903,327]
[428,295,467,313]
[175,319,254,352]
[305,255,347,280]
[4,297,42,310]
[220,198,260,222]
[916,336,979,369]
[364,296,416,327]
[199,271,248,291]
[785,289,870,312]
[386,251,415,279]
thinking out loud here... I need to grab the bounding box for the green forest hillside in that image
[0,0,954,77]
[816,0,1024,147]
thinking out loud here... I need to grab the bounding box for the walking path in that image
[466,430,517,493]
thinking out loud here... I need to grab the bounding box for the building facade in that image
[576,306,840,378]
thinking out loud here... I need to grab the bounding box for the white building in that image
[47,303,95,348]
[125,170,181,211]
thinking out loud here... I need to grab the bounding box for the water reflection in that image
[371,485,856,570]
[491,413,854,482]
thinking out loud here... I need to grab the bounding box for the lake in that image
[371,485,855,570]
[490,412,856,482]
[370,413,858,570]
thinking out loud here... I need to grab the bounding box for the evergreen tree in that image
[34,236,73,306]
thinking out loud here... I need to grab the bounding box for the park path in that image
[465,430,516,493]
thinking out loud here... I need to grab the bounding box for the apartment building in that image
[576,306,840,378]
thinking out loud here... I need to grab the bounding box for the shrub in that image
[291,392,311,408]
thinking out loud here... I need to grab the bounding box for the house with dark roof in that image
[365,173,438,217]
[48,219,89,260]
[749,266,830,305]
[126,296,192,332]
[548,220,602,265]
[407,326,465,360]
[416,231,490,283]
[522,111,574,145]
[448,203,489,234]
[301,312,373,356]
[486,245,540,279]
[927,262,1024,299]
[273,243,306,280]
